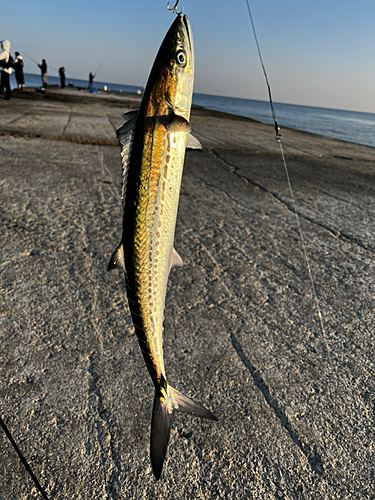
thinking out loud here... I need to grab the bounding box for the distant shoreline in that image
[7,85,374,151]
[8,74,375,149]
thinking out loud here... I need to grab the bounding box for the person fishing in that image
[88,71,95,90]
[38,59,47,88]
[14,52,24,90]
[0,40,13,100]
[59,66,66,88]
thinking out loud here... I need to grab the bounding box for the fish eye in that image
[176,50,186,66]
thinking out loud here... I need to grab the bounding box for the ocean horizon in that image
[9,72,375,149]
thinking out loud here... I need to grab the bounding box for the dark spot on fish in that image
[166,155,170,163]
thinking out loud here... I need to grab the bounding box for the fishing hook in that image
[166,0,184,15]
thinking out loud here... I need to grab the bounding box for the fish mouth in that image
[182,15,192,52]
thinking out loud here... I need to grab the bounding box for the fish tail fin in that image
[150,386,217,480]
[150,391,173,481]
[170,386,218,421]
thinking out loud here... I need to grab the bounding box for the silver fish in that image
[109,14,217,479]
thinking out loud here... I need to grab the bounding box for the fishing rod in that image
[0,415,50,500]
[244,0,280,140]
[92,59,105,79]
[21,50,39,66]
[20,50,59,74]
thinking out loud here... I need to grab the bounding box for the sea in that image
[10,72,375,149]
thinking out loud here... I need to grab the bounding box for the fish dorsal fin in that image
[186,133,202,149]
[108,242,125,271]
[116,113,137,206]
[170,248,183,271]
[121,109,138,122]
[117,111,137,147]
[166,112,191,134]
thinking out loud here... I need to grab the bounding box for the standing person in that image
[88,72,95,90]
[0,40,13,100]
[38,59,47,88]
[59,67,66,88]
[14,52,24,90]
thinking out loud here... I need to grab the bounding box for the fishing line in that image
[93,59,105,78]
[244,0,328,344]
[278,140,327,340]
[20,50,59,74]
[0,415,50,500]
[20,50,40,66]
[244,0,280,139]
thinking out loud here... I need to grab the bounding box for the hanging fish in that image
[108,14,217,480]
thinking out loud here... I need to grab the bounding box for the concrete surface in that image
[0,88,374,499]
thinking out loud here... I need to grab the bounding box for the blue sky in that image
[2,0,374,112]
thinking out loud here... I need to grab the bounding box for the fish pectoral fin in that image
[186,133,202,149]
[108,242,125,271]
[166,112,191,134]
[170,247,183,271]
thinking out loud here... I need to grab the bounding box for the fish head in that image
[148,15,195,122]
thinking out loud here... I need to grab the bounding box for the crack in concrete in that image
[87,354,122,500]
[7,112,31,125]
[79,199,123,498]
[211,149,374,253]
[62,111,73,136]
[0,130,117,146]
[106,115,118,134]
[188,169,261,220]
[230,333,325,477]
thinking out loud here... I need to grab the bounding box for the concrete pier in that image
[0,88,374,499]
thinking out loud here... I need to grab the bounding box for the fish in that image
[108,14,217,480]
